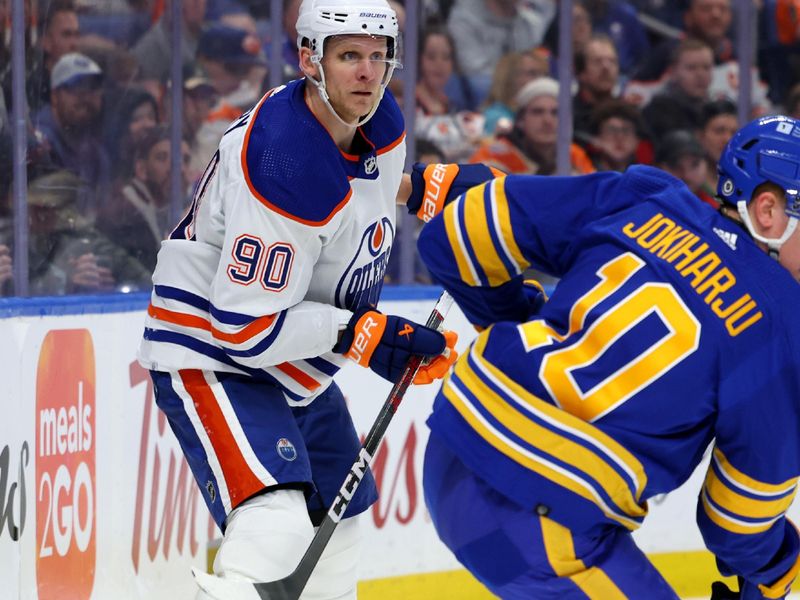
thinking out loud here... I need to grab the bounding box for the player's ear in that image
[751,189,782,233]
[299,47,319,80]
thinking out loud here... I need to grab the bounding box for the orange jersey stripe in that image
[148,303,277,345]
[376,131,405,155]
[275,362,322,391]
[179,370,265,508]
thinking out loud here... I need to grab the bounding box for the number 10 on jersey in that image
[521,253,701,422]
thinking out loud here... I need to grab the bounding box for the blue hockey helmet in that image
[717,115,800,219]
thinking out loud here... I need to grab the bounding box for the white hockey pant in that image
[197,489,361,600]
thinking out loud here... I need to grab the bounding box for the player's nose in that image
[356,59,377,81]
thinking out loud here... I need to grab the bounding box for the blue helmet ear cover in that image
[717,115,800,212]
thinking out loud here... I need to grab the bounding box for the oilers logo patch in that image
[276,438,298,461]
[336,217,394,309]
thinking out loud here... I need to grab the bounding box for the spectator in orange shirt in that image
[470,77,594,175]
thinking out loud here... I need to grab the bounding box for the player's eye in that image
[341,51,360,62]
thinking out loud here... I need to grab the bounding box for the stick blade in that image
[192,567,303,600]
[253,577,304,600]
[192,568,267,600]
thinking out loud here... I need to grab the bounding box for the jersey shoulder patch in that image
[242,80,352,226]
[361,89,405,155]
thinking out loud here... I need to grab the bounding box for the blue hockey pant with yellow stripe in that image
[423,432,680,599]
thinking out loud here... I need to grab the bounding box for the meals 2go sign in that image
[36,330,97,600]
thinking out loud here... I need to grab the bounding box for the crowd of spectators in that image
[0,0,798,294]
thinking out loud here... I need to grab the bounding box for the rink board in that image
[0,287,781,599]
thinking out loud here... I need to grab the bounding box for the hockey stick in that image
[194,290,455,600]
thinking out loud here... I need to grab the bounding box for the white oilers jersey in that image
[138,79,406,404]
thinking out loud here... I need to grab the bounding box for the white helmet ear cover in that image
[737,199,800,256]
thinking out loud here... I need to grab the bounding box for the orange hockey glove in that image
[407,163,505,223]
[334,307,458,385]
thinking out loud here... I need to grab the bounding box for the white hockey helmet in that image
[296,0,401,127]
[296,0,399,58]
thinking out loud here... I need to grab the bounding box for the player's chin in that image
[350,96,378,115]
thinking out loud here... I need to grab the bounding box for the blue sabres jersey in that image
[418,166,800,594]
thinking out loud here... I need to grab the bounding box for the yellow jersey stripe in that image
[491,178,529,273]
[443,198,479,286]
[713,448,797,497]
[700,489,779,535]
[572,567,628,599]
[462,185,510,286]
[442,380,642,530]
[705,469,796,520]
[472,334,648,499]
[758,522,800,599]
[540,516,627,599]
[455,353,646,520]
[540,515,586,575]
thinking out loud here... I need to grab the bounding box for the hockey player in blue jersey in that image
[135,0,473,597]
[417,115,800,600]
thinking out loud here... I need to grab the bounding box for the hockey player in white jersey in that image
[137,0,461,597]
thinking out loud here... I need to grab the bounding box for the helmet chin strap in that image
[737,199,799,260]
[305,55,387,130]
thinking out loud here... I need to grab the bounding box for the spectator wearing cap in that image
[197,23,267,108]
[193,24,267,170]
[32,52,111,221]
[169,76,219,182]
[481,47,550,136]
[469,77,594,175]
[131,0,207,85]
[24,169,151,296]
[655,129,716,207]
[98,125,190,272]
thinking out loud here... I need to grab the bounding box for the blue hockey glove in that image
[333,306,458,384]
[407,162,505,223]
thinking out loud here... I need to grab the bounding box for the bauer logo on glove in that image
[407,162,505,223]
[334,306,458,384]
